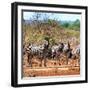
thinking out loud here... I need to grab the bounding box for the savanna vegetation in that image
[22,12,80,46]
[22,12,80,77]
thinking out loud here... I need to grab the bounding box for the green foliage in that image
[44,35,50,42]
[61,22,70,28]
[61,19,80,31]
[49,38,56,46]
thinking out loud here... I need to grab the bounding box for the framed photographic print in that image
[11,2,88,87]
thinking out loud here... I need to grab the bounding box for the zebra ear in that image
[68,41,70,44]
[67,41,70,48]
[70,49,72,51]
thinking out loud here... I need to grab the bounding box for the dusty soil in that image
[23,55,80,77]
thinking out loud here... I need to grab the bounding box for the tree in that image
[31,12,42,29]
[71,19,80,31]
[62,22,70,28]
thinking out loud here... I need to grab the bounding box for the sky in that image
[23,11,81,21]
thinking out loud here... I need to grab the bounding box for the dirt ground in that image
[23,55,80,77]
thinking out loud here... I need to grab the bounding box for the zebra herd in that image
[23,41,80,67]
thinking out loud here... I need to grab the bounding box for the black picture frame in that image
[11,2,88,87]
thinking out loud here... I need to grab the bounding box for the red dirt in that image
[23,56,80,77]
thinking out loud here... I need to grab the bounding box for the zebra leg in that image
[28,54,32,67]
[66,55,68,65]
[40,59,43,67]
[44,58,47,67]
